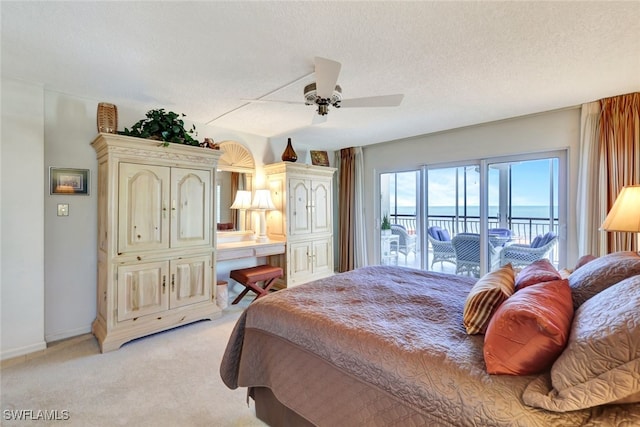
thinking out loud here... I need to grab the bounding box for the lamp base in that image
[256,210,268,243]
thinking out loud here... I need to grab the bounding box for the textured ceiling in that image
[2,1,639,151]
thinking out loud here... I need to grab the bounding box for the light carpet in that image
[1,288,267,427]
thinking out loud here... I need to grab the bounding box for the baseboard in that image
[1,341,47,363]
[45,325,91,343]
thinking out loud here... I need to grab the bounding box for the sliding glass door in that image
[423,151,566,276]
[425,164,480,274]
[485,155,562,271]
[487,158,559,242]
[379,170,421,268]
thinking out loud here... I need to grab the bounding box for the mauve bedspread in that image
[220,266,640,426]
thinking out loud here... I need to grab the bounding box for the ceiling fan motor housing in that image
[304,82,342,108]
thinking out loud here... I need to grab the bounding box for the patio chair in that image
[391,224,417,264]
[499,231,558,269]
[427,226,456,269]
[488,228,512,238]
[488,227,513,247]
[451,233,498,278]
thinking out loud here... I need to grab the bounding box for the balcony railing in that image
[390,214,558,244]
[389,213,560,267]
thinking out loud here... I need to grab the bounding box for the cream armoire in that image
[91,134,222,352]
[264,162,336,287]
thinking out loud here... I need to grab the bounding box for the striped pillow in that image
[463,264,515,334]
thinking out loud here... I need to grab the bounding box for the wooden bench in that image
[230,265,283,305]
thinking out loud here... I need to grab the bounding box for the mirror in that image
[216,141,255,235]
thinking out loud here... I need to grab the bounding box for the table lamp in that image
[251,189,275,242]
[230,190,252,231]
[601,185,640,248]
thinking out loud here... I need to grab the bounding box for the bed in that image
[220,254,640,426]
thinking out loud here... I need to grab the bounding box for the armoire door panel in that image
[118,163,170,253]
[170,255,211,308]
[289,178,311,236]
[311,179,332,234]
[171,168,211,248]
[289,241,312,277]
[312,238,333,276]
[117,261,169,322]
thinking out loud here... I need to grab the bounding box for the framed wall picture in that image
[50,167,90,195]
[310,150,330,167]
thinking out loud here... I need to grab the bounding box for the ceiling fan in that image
[246,57,404,117]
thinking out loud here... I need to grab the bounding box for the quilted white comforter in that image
[220,266,640,426]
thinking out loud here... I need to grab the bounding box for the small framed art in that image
[310,150,330,167]
[50,167,90,195]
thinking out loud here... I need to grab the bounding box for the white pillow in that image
[523,274,640,411]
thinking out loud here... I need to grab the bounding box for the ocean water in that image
[395,205,558,219]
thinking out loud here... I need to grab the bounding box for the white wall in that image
[362,108,581,267]
[43,92,99,341]
[1,79,47,359]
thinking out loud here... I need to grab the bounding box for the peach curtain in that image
[599,92,640,253]
[338,148,356,272]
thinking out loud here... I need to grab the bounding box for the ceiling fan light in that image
[304,82,317,105]
[330,85,342,106]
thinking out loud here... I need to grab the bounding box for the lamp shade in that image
[230,190,252,210]
[251,189,275,210]
[601,185,640,232]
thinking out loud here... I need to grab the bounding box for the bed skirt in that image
[251,387,315,427]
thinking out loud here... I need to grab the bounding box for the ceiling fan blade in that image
[314,57,341,99]
[339,94,404,108]
[241,98,305,105]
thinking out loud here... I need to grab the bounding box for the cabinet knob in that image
[162,275,166,294]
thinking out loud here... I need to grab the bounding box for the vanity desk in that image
[217,232,285,261]
[216,232,286,296]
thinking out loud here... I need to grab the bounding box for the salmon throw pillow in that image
[514,258,561,291]
[484,279,573,375]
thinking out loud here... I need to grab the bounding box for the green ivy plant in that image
[119,109,200,147]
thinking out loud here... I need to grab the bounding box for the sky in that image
[384,158,559,212]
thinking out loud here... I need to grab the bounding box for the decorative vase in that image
[281,138,298,162]
[96,102,118,134]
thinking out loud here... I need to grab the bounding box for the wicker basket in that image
[97,102,118,133]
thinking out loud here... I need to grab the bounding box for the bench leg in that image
[259,277,278,296]
[231,277,280,305]
[231,286,253,305]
